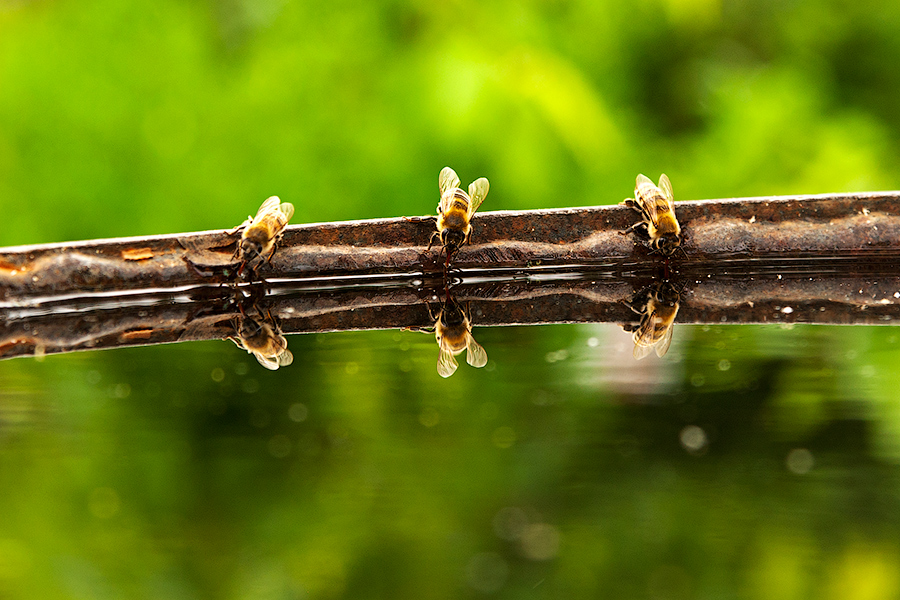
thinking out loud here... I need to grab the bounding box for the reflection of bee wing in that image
[277,349,294,367]
[439,167,461,195]
[278,202,295,222]
[633,340,655,360]
[255,196,283,221]
[254,351,282,370]
[467,178,489,215]
[632,316,656,360]
[437,346,459,378]
[635,174,660,224]
[658,174,674,205]
[465,333,488,368]
[655,323,674,358]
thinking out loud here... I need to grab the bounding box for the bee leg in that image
[259,304,275,324]
[425,231,441,253]
[262,238,280,269]
[402,325,435,334]
[227,217,253,236]
[620,221,645,235]
[423,298,438,322]
[403,297,438,333]
[623,284,653,315]
[226,334,241,349]
[183,256,217,277]
[622,298,644,315]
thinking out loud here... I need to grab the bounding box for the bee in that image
[407,294,488,378]
[620,174,682,256]
[624,282,681,359]
[233,196,294,277]
[427,167,489,267]
[229,311,294,370]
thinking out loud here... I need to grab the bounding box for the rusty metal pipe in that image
[2,192,899,300]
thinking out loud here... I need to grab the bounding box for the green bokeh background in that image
[3,1,900,599]
[3,0,899,245]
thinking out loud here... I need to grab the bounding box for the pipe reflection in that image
[406,288,488,378]
[1,257,899,364]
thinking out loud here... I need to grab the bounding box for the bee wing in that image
[255,351,282,370]
[632,339,654,360]
[467,177,489,215]
[635,174,655,189]
[465,333,488,368]
[658,174,674,204]
[278,202,295,222]
[634,174,661,224]
[256,196,282,219]
[631,319,655,360]
[439,167,461,195]
[277,349,294,367]
[437,346,459,378]
[655,324,674,358]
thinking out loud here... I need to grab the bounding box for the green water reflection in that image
[1,324,899,598]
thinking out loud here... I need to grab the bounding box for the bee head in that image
[441,229,466,254]
[654,234,682,256]
[238,316,265,340]
[439,299,466,328]
[240,238,263,260]
[651,281,681,307]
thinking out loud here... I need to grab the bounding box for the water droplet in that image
[680,425,707,452]
[520,523,561,561]
[786,448,814,474]
[288,403,308,422]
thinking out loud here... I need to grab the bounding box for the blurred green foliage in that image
[2,0,900,246]
[3,0,900,598]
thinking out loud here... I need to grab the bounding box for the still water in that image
[1,320,899,599]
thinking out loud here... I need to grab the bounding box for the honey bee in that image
[620,174,682,256]
[624,282,681,359]
[408,294,488,378]
[229,311,294,370]
[427,167,489,267]
[233,196,294,277]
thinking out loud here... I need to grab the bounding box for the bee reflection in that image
[229,305,293,371]
[623,281,681,359]
[408,293,488,378]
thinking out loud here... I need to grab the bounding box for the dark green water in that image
[1,323,899,598]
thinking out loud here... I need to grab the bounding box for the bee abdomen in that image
[655,213,681,235]
[440,210,469,229]
[244,225,274,244]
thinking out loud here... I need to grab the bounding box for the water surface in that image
[1,321,899,598]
